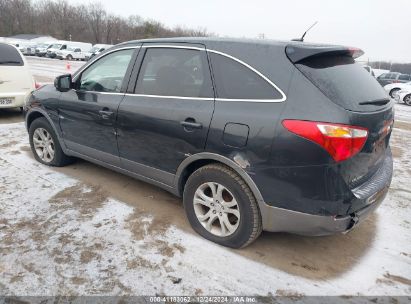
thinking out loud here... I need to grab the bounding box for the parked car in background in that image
[395,89,411,105]
[47,41,91,59]
[0,43,35,110]
[384,81,411,98]
[84,44,113,60]
[377,72,411,86]
[24,38,393,248]
[35,43,53,57]
[56,46,90,61]
[22,45,37,56]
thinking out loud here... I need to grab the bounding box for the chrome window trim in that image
[72,44,287,103]
[125,93,213,101]
[72,46,140,82]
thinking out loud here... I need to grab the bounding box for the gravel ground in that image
[0,57,410,297]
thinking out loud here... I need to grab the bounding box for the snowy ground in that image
[0,57,410,297]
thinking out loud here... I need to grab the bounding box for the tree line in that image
[369,61,411,75]
[0,0,211,44]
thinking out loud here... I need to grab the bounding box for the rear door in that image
[116,44,215,185]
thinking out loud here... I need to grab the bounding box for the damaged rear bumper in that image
[260,150,392,236]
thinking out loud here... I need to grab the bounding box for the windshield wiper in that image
[359,98,390,106]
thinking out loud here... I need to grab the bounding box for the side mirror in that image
[54,74,72,92]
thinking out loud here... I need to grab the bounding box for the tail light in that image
[282,120,368,162]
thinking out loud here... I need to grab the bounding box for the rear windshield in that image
[0,44,24,66]
[296,55,388,112]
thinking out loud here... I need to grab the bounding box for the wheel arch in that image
[174,152,265,207]
[26,108,68,153]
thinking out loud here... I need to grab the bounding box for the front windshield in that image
[50,44,62,49]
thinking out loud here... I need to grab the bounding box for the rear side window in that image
[209,52,283,100]
[135,48,213,98]
[0,44,23,66]
[296,55,388,112]
[399,74,410,81]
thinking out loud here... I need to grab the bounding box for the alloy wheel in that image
[193,182,240,237]
[33,128,55,163]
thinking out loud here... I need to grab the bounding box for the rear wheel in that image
[183,164,262,248]
[29,117,73,166]
[67,55,73,60]
[389,88,400,98]
[404,94,411,106]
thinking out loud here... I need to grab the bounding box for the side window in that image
[135,48,213,98]
[75,48,81,53]
[0,44,24,66]
[78,49,134,93]
[209,52,282,100]
[399,74,410,81]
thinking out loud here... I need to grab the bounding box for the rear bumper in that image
[0,92,29,108]
[260,149,393,235]
[260,186,387,235]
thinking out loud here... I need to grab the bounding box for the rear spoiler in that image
[286,45,364,63]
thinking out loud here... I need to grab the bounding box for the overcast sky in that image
[70,0,411,62]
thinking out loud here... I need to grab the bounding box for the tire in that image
[404,94,411,106]
[183,164,262,248]
[67,55,73,60]
[389,88,400,98]
[29,117,73,167]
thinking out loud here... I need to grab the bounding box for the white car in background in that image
[0,43,36,110]
[384,81,411,98]
[395,89,411,106]
[84,44,113,60]
[56,47,87,61]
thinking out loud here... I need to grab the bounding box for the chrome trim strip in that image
[72,46,141,82]
[124,93,213,101]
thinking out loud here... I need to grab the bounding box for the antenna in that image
[292,21,318,42]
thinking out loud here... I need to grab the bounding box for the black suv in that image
[25,38,393,248]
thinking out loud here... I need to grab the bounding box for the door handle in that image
[99,109,113,119]
[180,119,202,130]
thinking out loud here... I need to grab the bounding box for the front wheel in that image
[404,94,411,106]
[67,55,73,60]
[183,164,262,248]
[29,117,73,166]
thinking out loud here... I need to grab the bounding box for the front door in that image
[116,44,215,185]
[58,48,138,165]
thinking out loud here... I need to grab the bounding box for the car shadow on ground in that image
[0,108,24,124]
[20,150,377,281]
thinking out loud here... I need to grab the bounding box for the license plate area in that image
[0,98,13,105]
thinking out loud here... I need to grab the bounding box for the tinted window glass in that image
[135,48,213,98]
[378,73,387,79]
[210,52,282,100]
[79,49,134,92]
[296,55,388,112]
[399,74,410,81]
[0,44,24,66]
